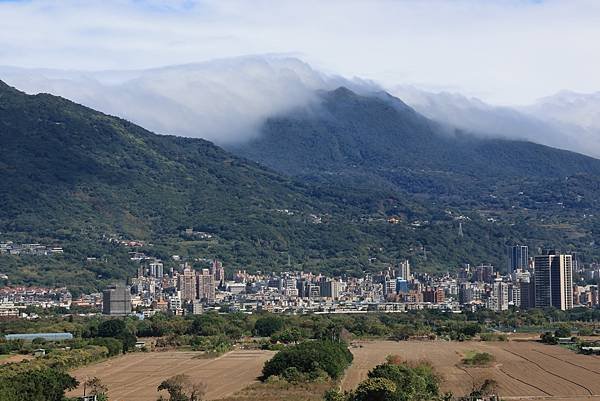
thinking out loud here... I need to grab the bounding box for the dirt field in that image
[219,381,333,401]
[0,354,32,365]
[342,340,600,401]
[67,350,275,401]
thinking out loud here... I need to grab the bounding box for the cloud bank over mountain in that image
[2,0,600,105]
[2,55,599,158]
[392,86,600,159]
[0,56,377,144]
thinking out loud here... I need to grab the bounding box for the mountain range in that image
[0,79,504,292]
[1,74,599,291]
[231,87,600,262]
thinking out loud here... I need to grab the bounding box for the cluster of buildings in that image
[0,286,72,317]
[458,247,599,312]
[0,241,63,256]
[103,256,226,316]
[2,239,597,318]
[99,246,599,316]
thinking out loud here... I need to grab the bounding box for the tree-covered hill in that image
[0,81,504,290]
[0,79,335,237]
[1,81,599,291]
[231,87,600,262]
[233,87,600,193]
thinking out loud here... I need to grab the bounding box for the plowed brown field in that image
[342,340,600,401]
[67,350,274,401]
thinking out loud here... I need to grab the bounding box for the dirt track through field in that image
[342,340,600,401]
[67,350,274,401]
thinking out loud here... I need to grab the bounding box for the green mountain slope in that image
[234,87,600,185]
[1,82,598,292]
[231,87,600,261]
[0,81,508,291]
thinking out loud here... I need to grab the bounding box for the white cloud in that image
[1,1,600,155]
[0,56,377,144]
[1,0,600,105]
[391,85,600,158]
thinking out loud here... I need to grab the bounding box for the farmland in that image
[67,350,275,401]
[342,340,600,400]
[219,381,333,401]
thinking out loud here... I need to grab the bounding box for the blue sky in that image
[0,0,599,104]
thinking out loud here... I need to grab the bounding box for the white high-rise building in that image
[534,252,573,310]
[398,260,411,280]
[489,280,509,311]
[168,291,182,312]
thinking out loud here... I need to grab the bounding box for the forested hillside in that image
[1,82,598,291]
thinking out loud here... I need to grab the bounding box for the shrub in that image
[555,325,572,338]
[344,358,440,401]
[0,340,24,355]
[540,331,558,344]
[462,351,494,366]
[578,326,594,336]
[367,361,439,400]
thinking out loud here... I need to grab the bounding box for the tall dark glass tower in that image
[508,245,529,274]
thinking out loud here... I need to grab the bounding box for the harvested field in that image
[67,350,275,401]
[219,381,333,401]
[342,340,600,401]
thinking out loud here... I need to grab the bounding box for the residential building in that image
[519,280,535,309]
[534,251,573,310]
[196,268,215,303]
[102,284,132,316]
[474,264,495,283]
[212,260,226,287]
[489,280,509,311]
[178,267,196,302]
[320,280,341,299]
[423,287,444,304]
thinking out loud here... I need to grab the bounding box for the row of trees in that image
[3,308,598,351]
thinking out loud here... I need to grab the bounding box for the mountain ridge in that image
[233,87,600,183]
[1,81,599,292]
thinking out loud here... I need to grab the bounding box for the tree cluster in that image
[262,340,353,382]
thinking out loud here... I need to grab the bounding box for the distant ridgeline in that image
[1,81,600,291]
